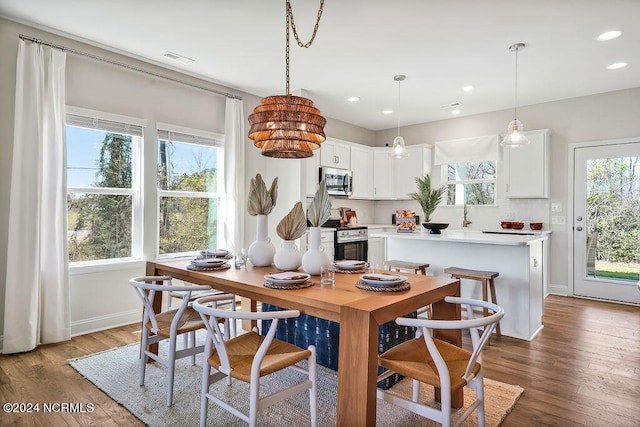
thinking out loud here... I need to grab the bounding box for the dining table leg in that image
[337,306,378,426]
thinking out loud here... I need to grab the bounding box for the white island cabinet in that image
[370,230,547,341]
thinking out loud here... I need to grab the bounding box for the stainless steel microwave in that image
[320,167,352,196]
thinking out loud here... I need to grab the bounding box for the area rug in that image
[69,342,523,426]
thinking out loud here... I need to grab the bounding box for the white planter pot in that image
[302,226,329,275]
[273,240,302,271]
[247,214,275,267]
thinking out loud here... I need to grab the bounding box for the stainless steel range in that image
[323,219,368,261]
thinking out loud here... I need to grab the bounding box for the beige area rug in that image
[69,342,523,426]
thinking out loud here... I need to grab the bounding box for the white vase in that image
[247,214,275,267]
[302,226,330,275]
[274,240,302,271]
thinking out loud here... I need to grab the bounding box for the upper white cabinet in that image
[320,138,350,169]
[350,143,374,199]
[372,145,432,200]
[503,129,551,198]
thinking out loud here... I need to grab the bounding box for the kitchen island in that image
[370,229,548,340]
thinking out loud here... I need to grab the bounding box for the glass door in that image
[573,142,640,303]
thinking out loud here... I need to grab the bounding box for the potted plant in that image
[409,174,449,234]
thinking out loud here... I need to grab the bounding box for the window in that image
[445,161,496,205]
[66,110,143,263]
[157,125,224,256]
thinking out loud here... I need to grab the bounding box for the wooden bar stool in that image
[385,260,431,318]
[384,260,429,275]
[443,267,501,336]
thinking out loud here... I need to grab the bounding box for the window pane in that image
[157,140,219,193]
[159,196,218,254]
[447,183,495,205]
[447,161,496,180]
[68,194,132,261]
[66,127,132,188]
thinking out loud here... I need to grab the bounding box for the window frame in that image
[443,160,498,206]
[156,123,225,258]
[65,106,145,268]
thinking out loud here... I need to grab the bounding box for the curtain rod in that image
[19,34,242,100]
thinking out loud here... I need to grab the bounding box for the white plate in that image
[264,272,311,285]
[335,260,366,270]
[201,249,229,257]
[360,273,407,286]
[192,258,227,267]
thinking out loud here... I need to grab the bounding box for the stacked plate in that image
[200,248,230,258]
[334,260,366,273]
[189,257,230,270]
[264,272,311,287]
[359,273,407,287]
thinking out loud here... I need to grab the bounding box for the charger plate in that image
[264,280,313,290]
[356,280,410,292]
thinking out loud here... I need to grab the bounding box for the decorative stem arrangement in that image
[302,180,331,275]
[409,174,449,234]
[247,174,278,266]
[273,202,307,271]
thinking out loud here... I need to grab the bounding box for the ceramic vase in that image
[273,240,302,271]
[247,214,275,267]
[302,226,329,275]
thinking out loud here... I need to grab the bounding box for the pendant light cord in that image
[513,45,519,121]
[397,78,401,137]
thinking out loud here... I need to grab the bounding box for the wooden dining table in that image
[146,258,462,426]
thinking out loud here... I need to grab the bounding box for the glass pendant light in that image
[392,74,409,158]
[501,43,530,147]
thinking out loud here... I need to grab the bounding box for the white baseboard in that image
[0,311,139,353]
[70,309,141,337]
[548,283,569,296]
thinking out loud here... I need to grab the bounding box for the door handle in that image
[576,216,583,221]
[576,226,583,231]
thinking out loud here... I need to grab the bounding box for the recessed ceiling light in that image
[382,110,393,115]
[451,109,461,115]
[462,85,474,92]
[163,51,195,64]
[597,30,622,41]
[347,96,360,102]
[607,62,628,70]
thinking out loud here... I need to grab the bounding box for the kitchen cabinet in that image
[373,148,395,199]
[503,129,551,198]
[349,143,374,199]
[320,138,350,169]
[372,145,432,200]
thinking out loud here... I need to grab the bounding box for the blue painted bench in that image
[261,303,417,389]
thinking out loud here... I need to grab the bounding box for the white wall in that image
[375,88,640,294]
[0,18,372,344]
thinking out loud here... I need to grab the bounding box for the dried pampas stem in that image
[247,173,278,216]
[307,180,331,227]
[276,202,307,240]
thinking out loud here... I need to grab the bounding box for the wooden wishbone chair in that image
[193,296,318,427]
[377,296,504,427]
[129,276,234,407]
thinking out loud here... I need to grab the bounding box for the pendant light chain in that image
[285,0,325,95]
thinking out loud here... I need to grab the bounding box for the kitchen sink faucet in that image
[463,204,472,228]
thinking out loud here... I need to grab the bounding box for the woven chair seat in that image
[208,331,312,383]
[379,336,480,392]
[145,306,208,337]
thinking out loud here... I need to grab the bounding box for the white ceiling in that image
[1,0,639,131]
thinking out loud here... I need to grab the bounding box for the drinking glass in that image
[234,249,247,269]
[320,264,335,286]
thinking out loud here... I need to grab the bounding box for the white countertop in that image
[369,229,548,246]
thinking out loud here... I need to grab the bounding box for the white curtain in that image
[3,40,69,354]
[222,98,246,253]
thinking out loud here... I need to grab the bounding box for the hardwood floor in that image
[0,295,638,426]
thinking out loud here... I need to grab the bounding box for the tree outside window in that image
[446,160,496,205]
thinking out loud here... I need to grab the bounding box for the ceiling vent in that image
[163,51,195,64]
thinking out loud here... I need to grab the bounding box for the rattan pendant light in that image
[248,0,326,158]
